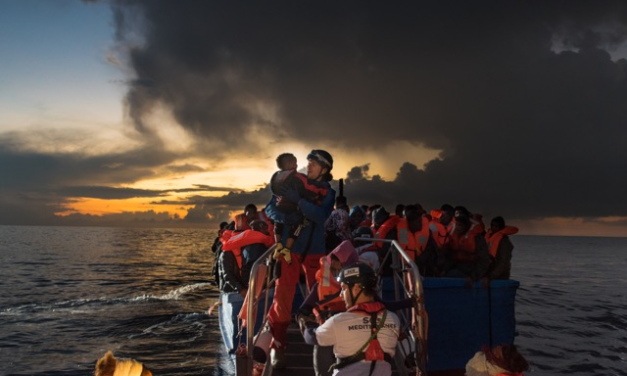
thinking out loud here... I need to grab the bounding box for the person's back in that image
[302,263,400,376]
[217,220,273,364]
[485,216,518,280]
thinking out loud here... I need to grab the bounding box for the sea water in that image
[0,226,626,376]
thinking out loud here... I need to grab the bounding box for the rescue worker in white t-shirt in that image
[300,263,400,376]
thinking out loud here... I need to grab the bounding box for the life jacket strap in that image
[329,310,389,374]
[332,353,394,372]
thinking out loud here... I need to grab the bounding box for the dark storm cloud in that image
[0,137,178,190]
[0,132,180,225]
[57,186,166,199]
[107,0,627,221]
[152,187,272,224]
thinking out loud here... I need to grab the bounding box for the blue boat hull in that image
[383,277,518,373]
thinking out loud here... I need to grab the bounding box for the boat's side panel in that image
[422,278,519,372]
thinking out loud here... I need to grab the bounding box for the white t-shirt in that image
[315,308,400,376]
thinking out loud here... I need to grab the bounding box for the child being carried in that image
[270,153,328,263]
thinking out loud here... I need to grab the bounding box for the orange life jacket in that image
[313,257,345,320]
[222,230,273,271]
[373,215,400,247]
[485,226,518,258]
[234,213,250,231]
[429,221,452,249]
[397,217,431,260]
[469,214,485,235]
[449,225,483,263]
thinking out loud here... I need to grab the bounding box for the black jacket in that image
[219,242,269,294]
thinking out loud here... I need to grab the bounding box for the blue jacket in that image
[265,183,335,256]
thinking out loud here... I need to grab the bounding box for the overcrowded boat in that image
[213,235,519,376]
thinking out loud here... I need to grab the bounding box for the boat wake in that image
[0,283,214,315]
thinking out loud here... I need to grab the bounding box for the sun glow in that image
[56,197,190,219]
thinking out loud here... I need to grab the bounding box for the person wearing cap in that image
[298,240,360,376]
[300,263,400,376]
[270,152,329,262]
[264,149,336,368]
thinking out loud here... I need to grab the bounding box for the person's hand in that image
[281,187,301,204]
[297,313,316,334]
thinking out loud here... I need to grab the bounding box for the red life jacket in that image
[222,229,273,271]
[234,213,251,231]
[485,226,519,258]
[373,215,400,247]
[292,172,329,204]
[257,210,274,236]
[220,229,234,245]
[396,217,431,260]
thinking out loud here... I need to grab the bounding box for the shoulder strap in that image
[330,310,388,372]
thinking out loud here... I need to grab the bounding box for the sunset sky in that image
[1,0,627,237]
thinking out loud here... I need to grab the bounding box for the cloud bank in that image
[2,1,627,233]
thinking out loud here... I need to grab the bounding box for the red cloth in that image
[268,253,323,348]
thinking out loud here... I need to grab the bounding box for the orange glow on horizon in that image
[56,197,190,219]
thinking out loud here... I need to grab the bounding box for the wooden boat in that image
[218,237,519,376]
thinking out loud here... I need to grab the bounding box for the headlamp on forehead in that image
[307,149,333,169]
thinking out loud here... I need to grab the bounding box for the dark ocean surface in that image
[0,226,626,376]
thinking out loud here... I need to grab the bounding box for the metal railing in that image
[239,239,428,375]
[366,238,428,376]
[241,244,277,376]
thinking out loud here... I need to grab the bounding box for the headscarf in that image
[325,209,351,241]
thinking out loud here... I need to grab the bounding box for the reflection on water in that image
[513,235,627,376]
[0,226,225,376]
